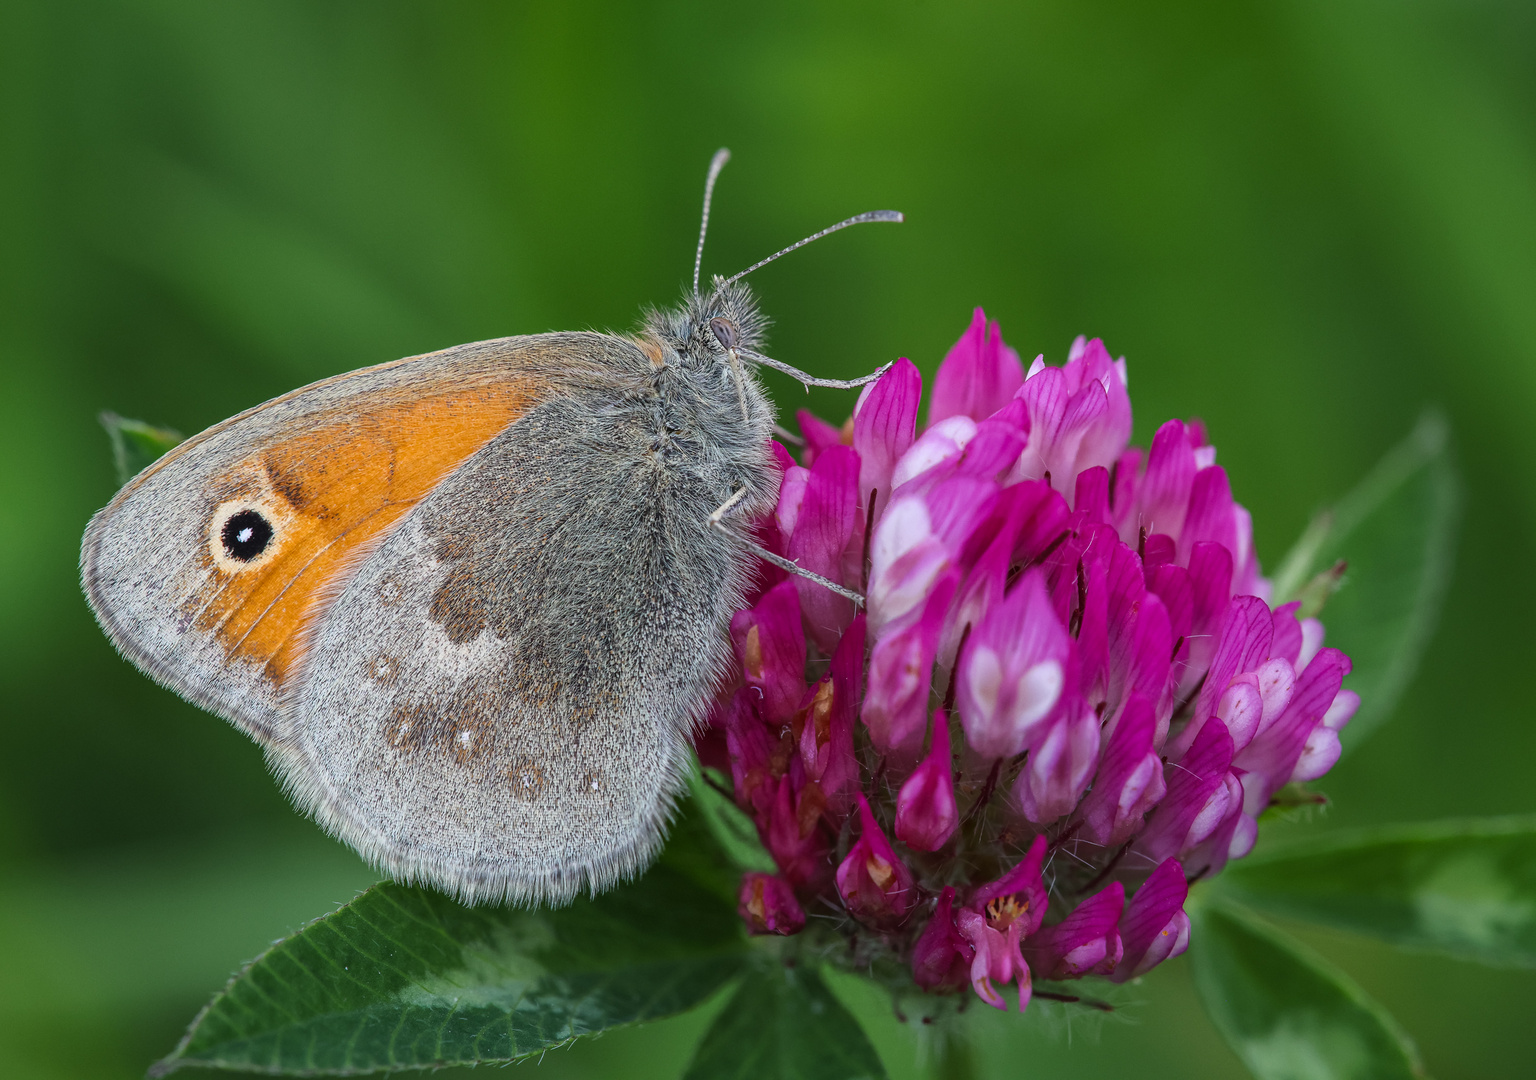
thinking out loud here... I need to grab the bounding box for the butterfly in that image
[81,149,898,904]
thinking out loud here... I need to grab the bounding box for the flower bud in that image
[1010,336,1131,498]
[929,307,1025,425]
[723,688,777,818]
[1135,719,1235,865]
[1182,771,1252,879]
[895,710,959,851]
[866,495,953,635]
[911,887,972,993]
[853,358,921,524]
[1171,594,1274,761]
[1129,419,1200,545]
[786,444,860,651]
[1077,694,1166,847]
[739,873,806,936]
[1113,859,1191,981]
[729,580,806,726]
[1234,647,1349,806]
[835,794,916,929]
[1014,699,1100,824]
[1025,882,1125,980]
[764,775,829,890]
[806,615,864,815]
[867,478,997,635]
[862,573,958,754]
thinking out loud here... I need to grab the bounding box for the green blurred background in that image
[2,1,1534,1077]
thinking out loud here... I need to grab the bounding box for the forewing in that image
[80,338,568,742]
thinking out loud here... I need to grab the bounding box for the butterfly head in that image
[644,278,768,376]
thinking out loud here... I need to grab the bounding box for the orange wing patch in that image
[186,382,537,689]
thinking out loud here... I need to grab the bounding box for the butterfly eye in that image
[219,508,274,562]
[709,316,739,350]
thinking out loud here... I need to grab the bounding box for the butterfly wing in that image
[80,336,598,743]
[85,329,770,904]
[282,361,761,904]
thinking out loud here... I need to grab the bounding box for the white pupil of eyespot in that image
[237,526,254,543]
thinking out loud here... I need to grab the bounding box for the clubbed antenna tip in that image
[723,210,904,287]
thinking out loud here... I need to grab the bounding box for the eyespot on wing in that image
[80,341,557,742]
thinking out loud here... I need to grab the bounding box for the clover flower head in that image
[705,309,1356,1015]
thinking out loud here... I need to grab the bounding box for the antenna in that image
[693,148,732,294]
[722,209,903,287]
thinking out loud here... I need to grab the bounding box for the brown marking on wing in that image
[366,653,400,686]
[508,756,548,801]
[429,562,488,644]
[382,693,495,766]
[191,381,540,688]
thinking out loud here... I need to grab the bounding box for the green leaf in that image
[154,862,749,1076]
[682,960,888,1080]
[98,410,182,486]
[687,763,778,875]
[1191,900,1425,1080]
[1219,815,1536,968]
[657,775,765,906]
[1271,411,1459,754]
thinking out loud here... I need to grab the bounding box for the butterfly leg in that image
[772,423,805,447]
[707,485,752,527]
[725,348,752,422]
[741,349,892,391]
[707,487,865,607]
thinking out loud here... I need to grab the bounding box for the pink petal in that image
[787,444,860,650]
[862,572,960,753]
[895,709,960,851]
[729,580,807,725]
[853,357,921,523]
[1135,419,1198,541]
[1077,695,1166,846]
[912,887,973,992]
[957,569,1072,759]
[1172,594,1273,761]
[836,793,917,929]
[1014,700,1100,824]
[930,307,1025,424]
[1181,465,1237,564]
[1135,718,1235,864]
[1113,859,1191,981]
[892,415,977,491]
[739,873,806,936]
[1025,882,1125,980]
[796,409,845,468]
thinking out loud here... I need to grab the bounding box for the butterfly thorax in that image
[633,279,778,518]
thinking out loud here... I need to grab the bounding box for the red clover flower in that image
[700,309,1356,1014]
